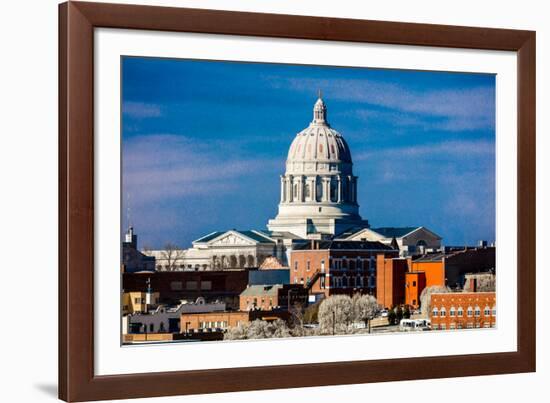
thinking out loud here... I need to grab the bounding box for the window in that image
[457,322,463,329]
[321,259,325,272]
[450,307,456,317]
[467,323,474,329]
[475,323,481,328]
[149,323,154,332]
[170,281,183,291]
[440,324,446,330]
[492,306,497,316]
[294,278,298,284]
[200,281,212,290]
[412,281,417,287]
[450,323,456,330]
[457,307,464,317]
[484,306,491,316]
[440,308,446,317]
[185,281,198,290]
[432,307,439,317]
[122,305,128,311]
[474,306,481,317]
[467,307,473,317]
[432,324,439,330]
[306,260,310,271]
[320,276,326,289]
[294,261,298,271]
[134,298,140,304]
[412,299,416,306]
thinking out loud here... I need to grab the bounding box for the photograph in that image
[120,57,497,344]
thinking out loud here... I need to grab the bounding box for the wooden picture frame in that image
[59,1,536,401]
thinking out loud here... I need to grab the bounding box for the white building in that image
[142,95,442,270]
[267,94,369,238]
[337,226,442,256]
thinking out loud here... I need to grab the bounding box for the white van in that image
[399,318,430,331]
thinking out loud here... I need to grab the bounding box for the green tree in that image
[396,305,404,323]
[387,308,397,325]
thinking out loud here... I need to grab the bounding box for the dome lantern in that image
[313,90,328,124]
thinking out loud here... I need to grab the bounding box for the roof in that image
[413,253,445,262]
[193,230,275,244]
[370,227,420,238]
[193,231,225,243]
[293,240,395,251]
[240,284,283,297]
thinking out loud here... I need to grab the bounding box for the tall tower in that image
[267,94,369,238]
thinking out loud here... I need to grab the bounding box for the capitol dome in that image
[267,94,369,239]
[286,97,352,166]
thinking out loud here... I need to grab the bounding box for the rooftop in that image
[293,240,395,251]
[240,284,283,297]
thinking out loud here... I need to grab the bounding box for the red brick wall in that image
[376,257,407,308]
[290,250,329,295]
[405,272,425,308]
[430,292,496,330]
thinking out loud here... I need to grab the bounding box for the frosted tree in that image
[420,285,451,317]
[223,322,249,340]
[318,295,353,335]
[223,319,291,340]
[352,294,380,330]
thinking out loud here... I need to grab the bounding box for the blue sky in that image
[122,57,495,249]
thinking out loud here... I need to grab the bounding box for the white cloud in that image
[123,102,162,118]
[266,76,495,131]
[354,139,495,162]
[123,134,280,204]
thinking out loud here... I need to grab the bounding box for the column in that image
[337,176,342,202]
[280,175,285,203]
[311,177,317,202]
[323,177,330,202]
[287,176,293,203]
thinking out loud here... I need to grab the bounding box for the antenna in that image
[126,192,132,229]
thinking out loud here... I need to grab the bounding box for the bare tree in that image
[318,295,353,335]
[160,243,185,271]
[289,302,306,337]
[475,275,496,292]
[352,294,380,330]
[420,285,451,317]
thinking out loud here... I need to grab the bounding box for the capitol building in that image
[143,95,441,271]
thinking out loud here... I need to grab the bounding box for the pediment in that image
[209,232,257,246]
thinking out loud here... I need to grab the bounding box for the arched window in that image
[449,307,456,317]
[440,307,446,317]
[432,307,438,317]
[467,306,473,317]
[484,306,491,316]
[457,307,464,317]
[492,306,497,316]
[474,306,481,317]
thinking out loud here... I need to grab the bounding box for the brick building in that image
[430,292,496,330]
[289,240,398,300]
[376,257,408,309]
[239,284,307,311]
[180,311,249,333]
[122,270,249,308]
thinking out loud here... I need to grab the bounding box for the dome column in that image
[280,175,285,202]
[322,177,330,202]
[337,176,342,202]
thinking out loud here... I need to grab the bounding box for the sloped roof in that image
[370,227,420,238]
[240,284,283,297]
[193,231,225,243]
[193,230,275,244]
[293,240,395,251]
